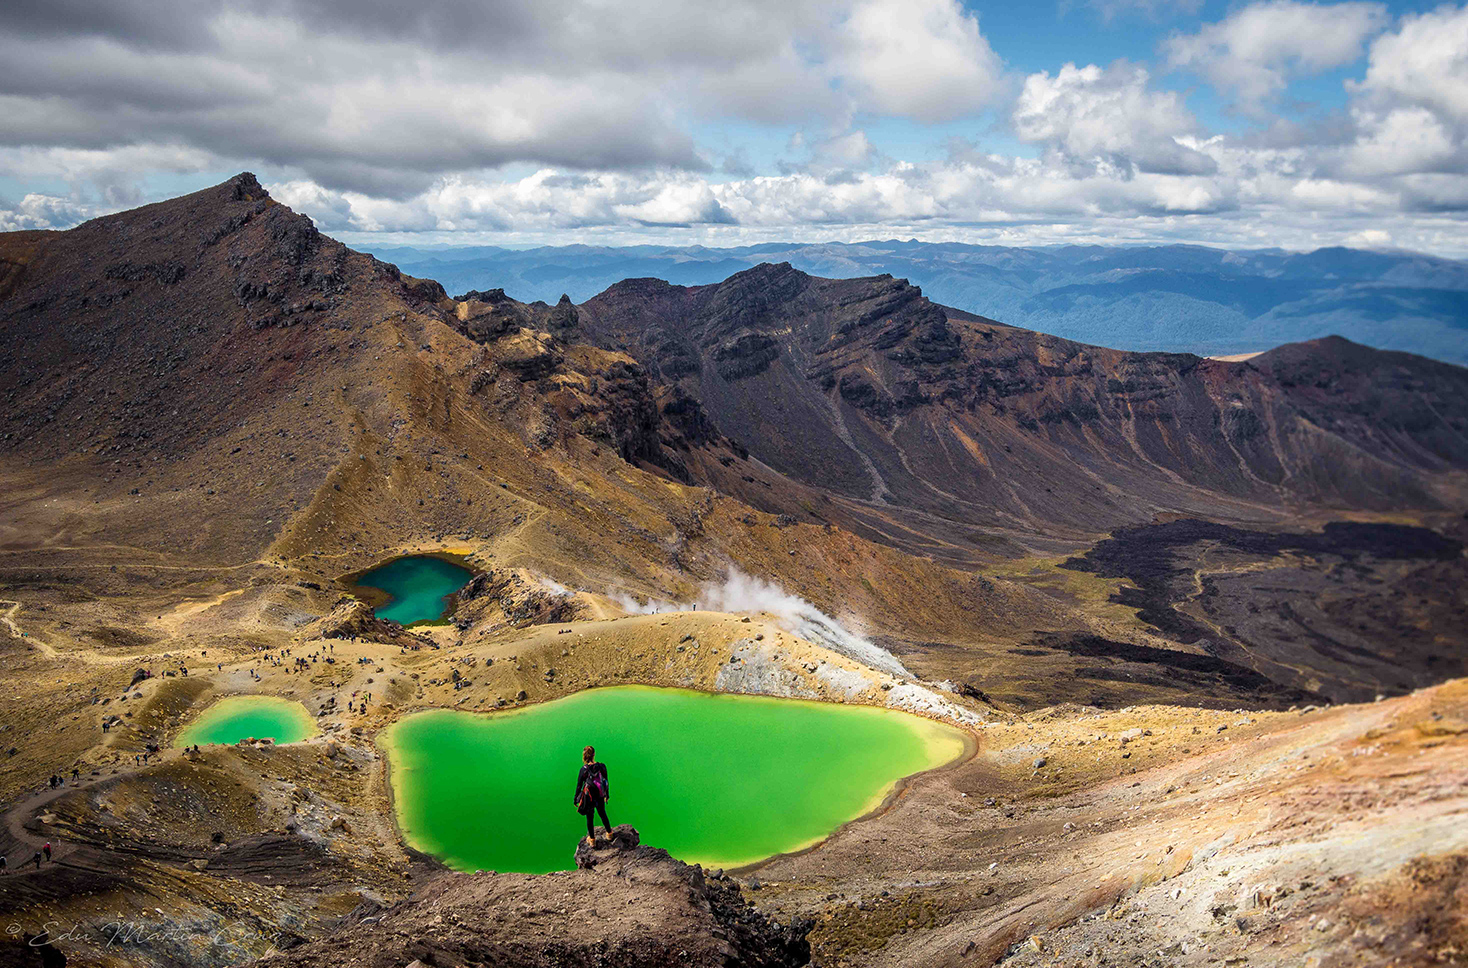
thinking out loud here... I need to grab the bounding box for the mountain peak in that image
[719,261,806,288]
[227,171,268,202]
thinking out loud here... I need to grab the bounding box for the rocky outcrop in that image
[247,826,812,968]
[443,283,738,481]
[574,825,813,964]
[453,287,539,341]
[713,330,780,380]
[456,569,583,630]
[303,599,435,648]
[547,293,580,335]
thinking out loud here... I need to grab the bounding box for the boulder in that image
[574,824,641,870]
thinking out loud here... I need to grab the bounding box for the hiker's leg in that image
[597,801,611,835]
[586,811,595,839]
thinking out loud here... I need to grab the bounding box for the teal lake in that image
[352,554,474,625]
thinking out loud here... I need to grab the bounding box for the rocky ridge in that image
[249,825,811,968]
[575,263,1468,540]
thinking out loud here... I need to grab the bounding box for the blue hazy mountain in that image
[360,241,1468,364]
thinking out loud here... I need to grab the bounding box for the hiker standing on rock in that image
[574,745,613,843]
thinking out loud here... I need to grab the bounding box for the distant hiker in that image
[31,851,41,870]
[1,854,7,874]
[42,843,51,862]
[574,745,612,843]
[71,768,79,781]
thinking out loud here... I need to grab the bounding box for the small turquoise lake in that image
[176,696,317,747]
[350,554,475,625]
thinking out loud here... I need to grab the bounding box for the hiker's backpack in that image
[589,765,608,801]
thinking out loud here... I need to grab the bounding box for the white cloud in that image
[835,0,1005,121]
[6,0,1468,252]
[813,130,879,167]
[1336,6,1468,192]
[0,0,1013,197]
[1342,107,1458,177]
[1352,4,1468,123]
[1014,62,1215,175]
[1345,227,1392,247]
[197,151,1463,256]
[258,136,1444,244]
[0,192,100,231]
[1165,0,1389,105]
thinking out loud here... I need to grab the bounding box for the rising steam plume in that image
[609,567,911,679]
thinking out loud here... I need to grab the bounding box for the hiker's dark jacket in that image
[574,762,609,807]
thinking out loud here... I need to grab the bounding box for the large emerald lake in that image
[382,686,968,874]
[351,554,474,625]
[175,696,317,747]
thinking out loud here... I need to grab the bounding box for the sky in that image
[2,0,1468,254]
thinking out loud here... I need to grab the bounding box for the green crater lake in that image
[382,686,968,874]
[352,555,474,625]
[176,696,318,747]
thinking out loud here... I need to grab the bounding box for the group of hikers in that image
[46,769,78,789]
[0,842,52,874]
[250,642,337,677]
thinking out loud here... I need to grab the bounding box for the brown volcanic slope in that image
[575,264,1468,556]
[0,173,731,569]
[568,266,1468,703]
[1,174,1466,711]
[0,174,1070,706]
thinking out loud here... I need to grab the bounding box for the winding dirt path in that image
[0,600,139,666]
[0,600,22,639]
[0,752,179,876]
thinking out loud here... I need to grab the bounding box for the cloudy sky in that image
[3,0,1467,253]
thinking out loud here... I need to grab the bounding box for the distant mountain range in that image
[361,241,1468,365]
